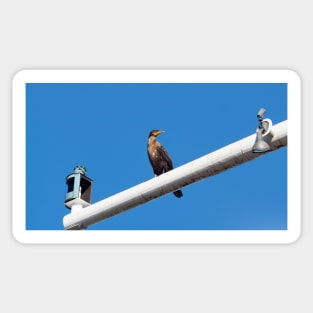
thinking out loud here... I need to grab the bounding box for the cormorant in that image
[147,130,183,198]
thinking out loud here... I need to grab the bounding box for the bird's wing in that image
[157,144,173,171]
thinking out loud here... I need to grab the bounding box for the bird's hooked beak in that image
[155,130,165,136]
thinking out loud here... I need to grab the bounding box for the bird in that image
[147,130,183,198]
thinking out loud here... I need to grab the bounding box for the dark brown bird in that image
[147,130,183,198]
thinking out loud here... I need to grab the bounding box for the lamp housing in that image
[64,166,92,209]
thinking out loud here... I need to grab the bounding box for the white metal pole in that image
[63,120,287,230]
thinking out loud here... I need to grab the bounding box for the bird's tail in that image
[173,189,183,198]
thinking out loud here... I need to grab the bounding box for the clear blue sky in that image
[26,82,287,230]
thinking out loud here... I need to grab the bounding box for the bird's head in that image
[148,130,165,138]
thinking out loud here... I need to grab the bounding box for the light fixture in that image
[64,166,93,213]
[252,108,272,153]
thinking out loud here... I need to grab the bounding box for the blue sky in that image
[26,82,287,230]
